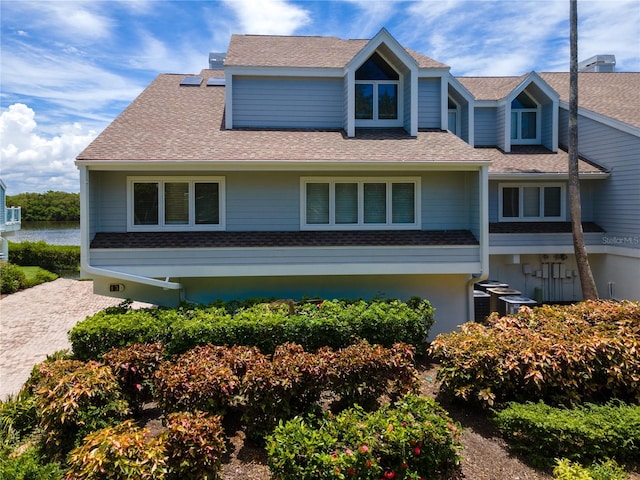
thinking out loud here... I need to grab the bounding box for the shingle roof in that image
[90,230,479,249]
[224,34,448,69]
[77,71,487,164]
[458,72,640,129]
[456,76,526,101]
[539,72,640,128]
[484,146,606,175]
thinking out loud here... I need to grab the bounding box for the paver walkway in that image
[0,278,152,399]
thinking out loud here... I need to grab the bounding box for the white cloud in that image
[223,0,310,34]
[0,104,96,193]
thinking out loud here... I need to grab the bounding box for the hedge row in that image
[153,340,419,440]
[8,241,80,272]
[429,300,640,407]
[495,401,640,468]
[69,297,434,360]
[266,394,463,480]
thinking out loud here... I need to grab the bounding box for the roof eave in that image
[489,171,610,180]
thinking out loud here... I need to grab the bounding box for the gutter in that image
[78,166,182,292]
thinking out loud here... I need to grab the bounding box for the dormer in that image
[344,29,419,137]
[502,73,559,152]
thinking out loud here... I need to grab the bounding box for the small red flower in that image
[383,470,395,479]
[401,462,408,469]
[414,447,421,455]
[345,448,353,456]
[359,445,369,454]
[347,468,356,476]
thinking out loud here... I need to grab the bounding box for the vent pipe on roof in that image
[209,52,226,69]
[578,54,616,72]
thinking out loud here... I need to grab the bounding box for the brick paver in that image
[0,278,152,399]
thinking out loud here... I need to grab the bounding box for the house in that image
[76,29,639,337]
[0,179,22,262]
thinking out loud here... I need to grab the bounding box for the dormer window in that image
[511,91,540,144]
[355,52,402,126]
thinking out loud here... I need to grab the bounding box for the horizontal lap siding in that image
[417,78,440,129]
[474,108,497,146]
[233,77,343,128]
[89,245,481,273]
[489,232,604,247]
[90,171,478,235]
[423,172,473,230]
[559,109,640,242]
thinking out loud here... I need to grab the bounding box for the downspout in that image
[79,166,183,292]
[467,165,490,322]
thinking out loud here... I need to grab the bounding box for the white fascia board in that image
[489,172,610,180]
[77,160,492,172]
[558,102,640,137]
[94,259,483,278]
[489,244,608,255]
[224,66,343,78]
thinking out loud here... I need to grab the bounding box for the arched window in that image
[511,91,539,144]
[355,52,401,125]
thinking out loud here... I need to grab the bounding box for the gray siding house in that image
[76,29,639,336]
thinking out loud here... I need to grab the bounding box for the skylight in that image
[207,77,225,86]
[180,76,203,86]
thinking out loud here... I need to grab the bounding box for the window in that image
[301,177,420,230]
[448,97,459,135]
[355,52,402,126]
[128,176,225,231]
[499,183,565,221]
[510,91,539,144]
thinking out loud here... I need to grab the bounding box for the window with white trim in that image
[127,176,225,231]
[499,183,565,221]
[355,52,402,126]
[301,177,420,230]
[510,91,540,144]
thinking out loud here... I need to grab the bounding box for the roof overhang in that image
[489,171,610,180]
[76,159,492,172]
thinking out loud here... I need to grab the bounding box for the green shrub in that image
[8,241,79,272]
[72,297,434,360]
[22,266,58,288]
[65,420,167,480]
[553,458,627,480]
[0,262,26,294]
[69,309,172,361]
[0,390,38,443]
[429,300,640,407]
[0,443,63,480]
[266,394,463,480]
[165,411,226,480]
[103,343,166,414]
[33,360,129,456]
[494,401,640,468]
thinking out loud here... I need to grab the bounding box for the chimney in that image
[578,54,616,72]
[209,52,226,70]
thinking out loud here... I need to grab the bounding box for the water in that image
[4,221,81,246]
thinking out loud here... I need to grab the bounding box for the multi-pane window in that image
[302,177,420,229]
[510,91,539,144]
[355,52,401,125]
[500,183,564,221]
[128,177,224,231]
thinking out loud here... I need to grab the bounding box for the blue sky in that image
[1,0,639,194]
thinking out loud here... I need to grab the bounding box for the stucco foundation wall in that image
[589,252,640,301]
[91,273,471,340]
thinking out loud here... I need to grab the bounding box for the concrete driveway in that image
[0,278,152,399]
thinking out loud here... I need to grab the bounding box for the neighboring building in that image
[0,179,22,262]
[76,29,639,337]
